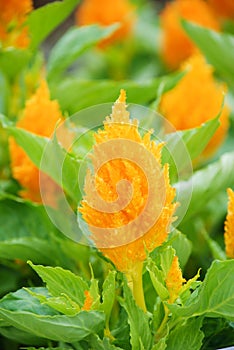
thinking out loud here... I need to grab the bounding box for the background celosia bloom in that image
[159,54,229,157]
[160,0,220,69]
[0,0,32,48]
[75,0,135,46]
[80,90,177,274]
[207,0,234,20]
[9,80,64,203]
[224,188,234,259]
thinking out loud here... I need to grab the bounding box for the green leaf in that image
[0,199,69,266]
[89,334,124,349]
[99,271,116,324]
[162,115,220,181]
[0,48,31,79]
[181,20,234,87]
[0,325,46,346]
[166,317,204,350]
[0,71,10,114]
[176,151,234,223]
[28,262,88,307]
[0,114,81,202]
[119,279,153,350]
[47,24,119,81]
[28,0,80,49]
[167,230,192,269]
[50,74,181,115]
[168,260,234,321]
[0,288,105,342]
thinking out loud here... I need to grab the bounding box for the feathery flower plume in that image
[207,0,234,20]
[166,256,185,303]
[159,54,229,157]
[0,0,32,48]
[9,80,64,203]
[76,0,135,46]
[160,0,220,69]
[224,188,234,259]
[80,90,177,310]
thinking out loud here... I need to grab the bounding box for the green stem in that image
[155,304,170,341]
[127,261,147,312]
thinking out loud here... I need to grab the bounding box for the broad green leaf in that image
[0,288,105,342]
[168,260,234,321]
[0,199,70,266]
[162,115,220,181]
[0,48,31,79]
[0,71,9,114]
[0,114,81,202]
[50,74,182,115]
[0,325,45,346]
[47,24,118,81]
[99,270,116,324]
[176,151,234,223]
[119,279,153,350]
[181,20,234,87]
[167,230,192,269]
[28,0,80,49]
[166,317,204,350]
[28,262,88,307]
[27,289,80,316]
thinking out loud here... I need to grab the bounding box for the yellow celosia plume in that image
[79,90,177,274]
[0,0,32,48]
[166,256,185,303]
[76,0,135,46]
[9,80,64,203]
[207,0,234,20]
[160,0,220,69]
[159,54,229,157]
[224,188,234,259]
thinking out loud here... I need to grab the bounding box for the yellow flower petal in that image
[224,188,234,259]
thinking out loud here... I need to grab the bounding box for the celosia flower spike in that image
[76,0,135,47]
[160,0,220,69]
[80,90,177,273]
[0,0,32,48]
[159,54,229,157]
[166,256,185,303]
[224,188,234,259]
[9,80,64,203]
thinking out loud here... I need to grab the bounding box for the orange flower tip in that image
[117,89,127,104]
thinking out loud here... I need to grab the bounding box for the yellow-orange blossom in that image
[224,188,234,259]
[9,80,64,203]
[80,90,177,274]
[159,54,229,157]
[160,0,220,69]
[0,0,32,48]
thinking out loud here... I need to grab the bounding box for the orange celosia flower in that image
[75,0,135,46]
[224,188,234,259]
[82,290,93,310]
[9,80,64,203]
[80,90,177,274]
[159,54,229,157]
[166,256,185,303]
[0,0,32,48]
[207,0,234,20]
[160,0,220,69]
